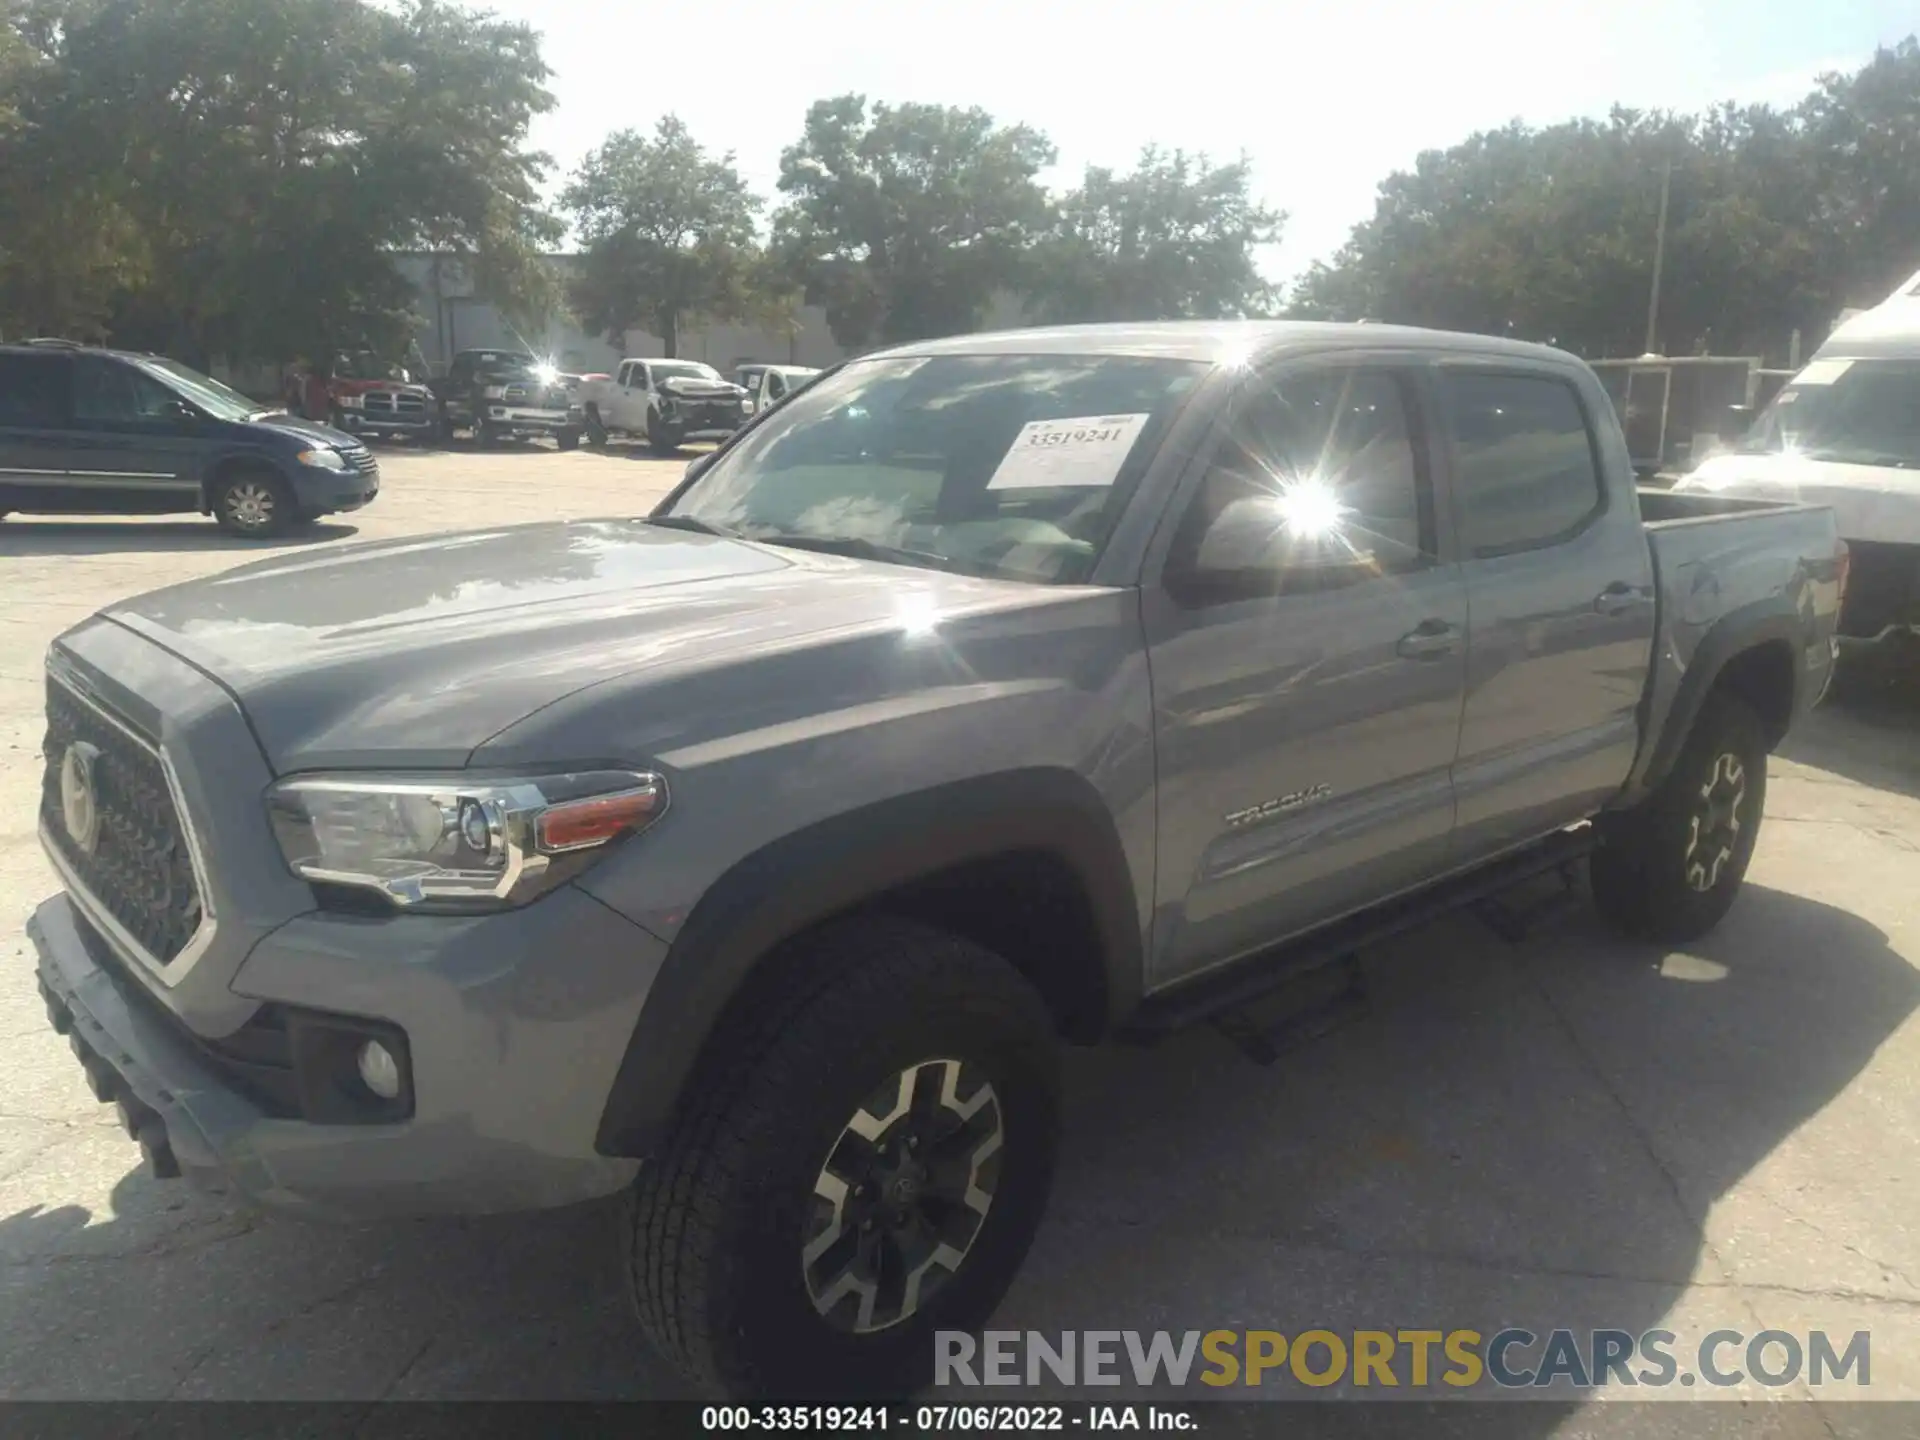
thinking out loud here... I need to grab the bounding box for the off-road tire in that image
[626,917,1060,1401]
[210,466,298,539]
[1591,693,1767,943]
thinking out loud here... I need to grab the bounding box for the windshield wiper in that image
[747,532,980,576]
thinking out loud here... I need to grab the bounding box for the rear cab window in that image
[1441,370,1604,556]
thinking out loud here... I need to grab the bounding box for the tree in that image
[1288,42,1920,364]
[560,116,760,357]
[1026,147,1284,323]
[1,0,557,362]
[773,96,1056,349]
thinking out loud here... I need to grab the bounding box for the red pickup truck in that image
[289,351,439,443]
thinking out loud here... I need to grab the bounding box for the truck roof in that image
[865,320,1587,369]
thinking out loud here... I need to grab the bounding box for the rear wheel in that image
[626,917,1060,1401]
[1591,693,1768,942]
[211,468,299,539]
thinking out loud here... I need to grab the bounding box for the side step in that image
[1124,825,1595,1046]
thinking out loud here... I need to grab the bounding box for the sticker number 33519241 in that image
[986,413,1152,491]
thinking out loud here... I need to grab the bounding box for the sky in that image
[487,0,1917,288]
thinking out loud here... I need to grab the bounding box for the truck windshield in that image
[1740,358,1920,469]
[136,357,264,421]
[662,353,1205,584]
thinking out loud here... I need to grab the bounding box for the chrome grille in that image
[40,673,205,966]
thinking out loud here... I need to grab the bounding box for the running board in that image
[1122,826,1596,1042]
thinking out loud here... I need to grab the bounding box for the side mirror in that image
[1167,495,1382,603]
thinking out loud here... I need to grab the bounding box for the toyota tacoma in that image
[27,322,1845,1401]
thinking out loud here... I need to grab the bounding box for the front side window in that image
[1444,371,1602,556]
[1741,358,1920,469]
[135,358,259,421]
[1165,366,1430,597]
[74,356,182,424]
[664,353,1205,584]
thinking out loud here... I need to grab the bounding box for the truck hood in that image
[101,520,1044,771]
[659,376,744,401]
[1680,453,1920,545]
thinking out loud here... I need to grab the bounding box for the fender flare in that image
[1629,601,1806,800]
[593,768,1144,1158]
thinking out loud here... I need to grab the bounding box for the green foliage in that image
[1027,147,1284,324]
[560,115,760,357]
[1291,39,1920,364]
[0,0,556,360]
[773,96,1056,349]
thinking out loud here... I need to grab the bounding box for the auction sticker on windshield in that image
[987,413,1151,490]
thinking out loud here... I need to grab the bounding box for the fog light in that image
[356,1040,402,1100]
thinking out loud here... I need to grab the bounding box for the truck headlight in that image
[266,770,667,912]
[483,385,507,399]
[296,448,349,470]
[336,393,365,409]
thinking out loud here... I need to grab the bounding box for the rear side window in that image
[1443,372,1603,556]
[0,353,70,427]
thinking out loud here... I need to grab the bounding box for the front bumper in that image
[334,411,434,438]
[290,462,380,515]
[29,883,660,1219]
[485,406,576,431]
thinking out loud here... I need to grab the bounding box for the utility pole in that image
[1644,159,1672,356]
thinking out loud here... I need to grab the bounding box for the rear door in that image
[1438,363,1657,862]
[1142,356,1468,986]
[62,355,206,512]
[0,350,76,509]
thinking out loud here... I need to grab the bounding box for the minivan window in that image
[135,357,260,422]
[74,355,183,424]
[665,352,1205,584]
[1740,358,1920,469]
[0,353,70,426]
[1444,372,1603,556]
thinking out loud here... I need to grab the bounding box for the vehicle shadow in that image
[0,520,360,555]
[0,883,1911,1419]
[1780,684,1920,799]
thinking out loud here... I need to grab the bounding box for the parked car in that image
[1675,268,1920,662]
[0,339,379,537]
[27,322,1843,1401]
[740,363,821,417]
[428,348,582,449]
[579,358,747,452]
[319,350,438,444]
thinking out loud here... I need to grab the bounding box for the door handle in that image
[1396,619,1458,660]
[1593,583,1644,616]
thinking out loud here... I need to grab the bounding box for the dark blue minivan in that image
[0,341,380,538]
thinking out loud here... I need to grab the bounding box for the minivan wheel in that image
[1591,693,1768,943]
[211,469,297,538]
[626,917,1060,1401]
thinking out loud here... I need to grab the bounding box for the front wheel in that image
[557,427,582,452]
[1590,693,1768,943]
[647,415,684,455]
[626,918,1060,1401]
[211,468,298,539]
[585,406,609,447]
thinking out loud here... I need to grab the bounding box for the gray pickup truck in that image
[27,322,1845,1401]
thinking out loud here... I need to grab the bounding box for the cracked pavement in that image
[2,448,1918,1429]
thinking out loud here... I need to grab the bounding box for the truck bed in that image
[1629,485,1843,800]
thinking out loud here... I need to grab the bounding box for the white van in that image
[1678,269,1920,653]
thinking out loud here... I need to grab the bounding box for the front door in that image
[1142,360,1467,986]
[61,355,206,512]
[616,361,651,430]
